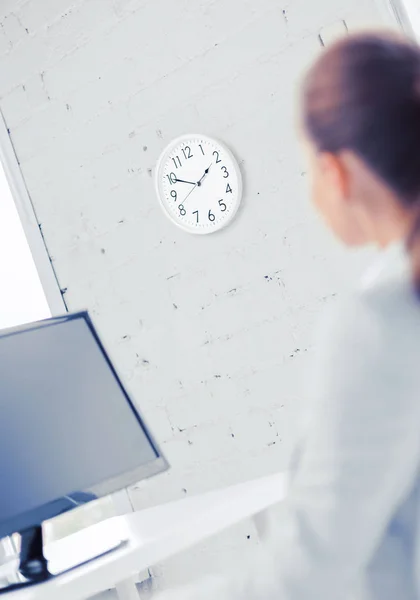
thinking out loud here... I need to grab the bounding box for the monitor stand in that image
[19,526,50,582]
[0,526,51,594]
[0,524,128,594]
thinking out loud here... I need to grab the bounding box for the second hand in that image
[178,162,212,208]
[179,183,198,207]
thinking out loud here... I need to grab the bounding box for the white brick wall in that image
[0,0,392,590]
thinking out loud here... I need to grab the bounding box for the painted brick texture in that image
[0,0,391,589]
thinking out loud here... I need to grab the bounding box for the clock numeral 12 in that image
[182,146,193,160]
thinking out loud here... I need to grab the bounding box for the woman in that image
[160,32,420,600]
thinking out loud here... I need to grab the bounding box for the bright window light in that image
[402,0,420,37]
[0,159,50,330]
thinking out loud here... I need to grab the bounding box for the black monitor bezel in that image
[0,311,168,538]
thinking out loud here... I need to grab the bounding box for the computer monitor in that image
[0,311,168,586]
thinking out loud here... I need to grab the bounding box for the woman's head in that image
[301,32,420,252]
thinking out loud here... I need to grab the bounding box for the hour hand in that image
[175,177,196,185]
[197,164,212,186]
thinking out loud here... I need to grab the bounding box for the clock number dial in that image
[172,156,182,169]
[157,135,242,234]
[213,150,221,164]
[182,146,193,160]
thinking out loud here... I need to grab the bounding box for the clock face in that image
[155,134,242,234]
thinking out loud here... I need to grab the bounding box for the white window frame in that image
[397,0,420,38]
[377,0,419,37]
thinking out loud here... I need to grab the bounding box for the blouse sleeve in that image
[157,297,420,600]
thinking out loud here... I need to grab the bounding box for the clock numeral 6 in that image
[208,210,216,222]
[221,166,229,178]
[178,204,186,216]
[167,172,177,185]
[218,199,227,212]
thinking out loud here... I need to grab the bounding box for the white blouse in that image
[161,242,420,600]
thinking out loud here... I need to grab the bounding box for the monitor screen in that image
[0,312,167,539]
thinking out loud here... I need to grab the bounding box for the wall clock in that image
[155,134,242,234]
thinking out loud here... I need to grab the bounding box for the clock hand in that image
[178,164,211,207]
[179,183,198,207]
[174,177,196,185]
[197,164,212,187]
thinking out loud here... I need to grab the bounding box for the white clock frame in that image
[155,134,242,234]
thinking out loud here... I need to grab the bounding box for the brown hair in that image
[302,32,420,293]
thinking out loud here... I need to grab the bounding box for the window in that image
[383,0,420,38]
[399,0,420,37]
[0,157,50,328]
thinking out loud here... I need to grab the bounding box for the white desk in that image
[0,473,286,600]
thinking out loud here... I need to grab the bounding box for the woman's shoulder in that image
[356,275,419,329]
[319,277,420,369]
